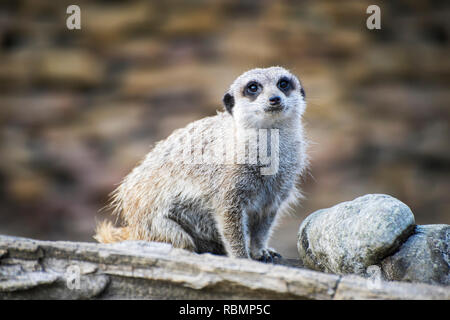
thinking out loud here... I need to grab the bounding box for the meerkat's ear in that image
[223,92,235,114]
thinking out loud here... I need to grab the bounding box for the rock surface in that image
[297,194,416,275]
[381,224,449,286]
[1,235,448,300]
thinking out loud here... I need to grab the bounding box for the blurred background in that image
[0,0,449,258]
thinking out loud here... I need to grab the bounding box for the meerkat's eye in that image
[277,78,291,92]
[245,82,260,95]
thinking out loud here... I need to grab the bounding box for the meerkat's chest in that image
[234,128,304,211]
[246,156,299,212]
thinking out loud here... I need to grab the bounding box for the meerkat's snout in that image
[269,96,281,105]
[266,95,283,112]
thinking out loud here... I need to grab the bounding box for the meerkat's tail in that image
[94,220,130,243]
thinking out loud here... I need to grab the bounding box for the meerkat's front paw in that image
[253,248,282,263]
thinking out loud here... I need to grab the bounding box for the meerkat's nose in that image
[269,96,281,105]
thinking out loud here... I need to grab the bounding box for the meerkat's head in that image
[223,66,306,128]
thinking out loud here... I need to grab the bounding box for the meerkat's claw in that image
[257,248,282,263]
[269,249,282,259]
[257,252,272,263]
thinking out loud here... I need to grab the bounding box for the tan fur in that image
[94,220,130,243]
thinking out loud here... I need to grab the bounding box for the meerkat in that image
[95,66,308,262]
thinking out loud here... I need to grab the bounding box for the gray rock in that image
[381,224,449,286]
[1,234,448,299]
[297,194,415,275]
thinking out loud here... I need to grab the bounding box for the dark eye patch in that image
[244,81,261,96]
[277,77,294,93]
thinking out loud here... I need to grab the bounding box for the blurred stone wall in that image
[0,0,448,257]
